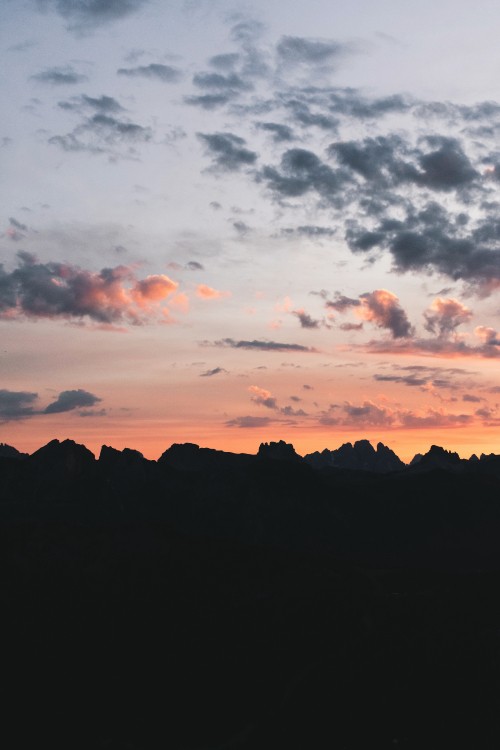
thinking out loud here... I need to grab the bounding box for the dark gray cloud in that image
[6,217,27,242]
[0,390,38,421]
[230,19,265,44]
[325,292,361,312]
[36,0,149,33]
[281,225,336,238]
[276,36,350,67]
[226,415,272,428]
[256,122,294,142]
[186,261,204,271]
[329,135,407,183]
[198,132,257,171]
[233,220,251,236]
[463,394,482,403]
[328,90,410,119]
[117,64,182,83]
[416,136,477,190]
[209,53,240,70]
[260,148,347,202]
[374,374,428,387]
[185,93,235,110]
[208,338,317,353]
[44,389,101,414]
[284,99,338,131]
[9,218,28,232]
[49,111,152,156]
[200,367,227,377]
[58,94,125,114]
[347,200,500,291]
[280,405,307,417]
[343,401,394,426]
[31,66,87,85]
[363,335,500,359]
[292,309,321,329]
[193,71,250,91]
[79,408,107,417]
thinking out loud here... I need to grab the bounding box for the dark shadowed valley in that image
[1,437,500,749]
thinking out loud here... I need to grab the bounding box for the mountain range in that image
[2,436,499,476]
[2,435,500,749]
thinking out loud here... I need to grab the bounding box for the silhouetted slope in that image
[0,442,26,459]
[159,441,253,471]
[409,444,465,472]
[1,437,500,748]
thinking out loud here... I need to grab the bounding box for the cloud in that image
[44,389,101,414]
[117,64,182,83]
[200,367,228,377]
[233,221,251,236]
[343,400,395,426]
[133,275,178,306]
[276,36,351,68]
[322,398,475,429]
[49,111,152,157]
[416,136,477,190]
[58,94,125,114]
[281,225,336,238]
[339,322,363,331]
[225,415,272,428]
[207,338,317,353]
[292,309,321,329]
[196,284,230,299]
[0,390,38,421]
[79,408,107,417]
[36,0,149,33]
[0,253,178,324]
[463,394,482,403]
[259,148,347,202]
[6,218,27,242]
[325,292,361,312]
[197,132,257,171]
[185,93,236,110]
[209,53,240,70]
[358,290,413,338]
[363,331,500,359]
[193,71,251,91]
[398,409,473,428]
[256,122,294,142]
[374,373,428,387]
[423,297,473,336]
[186,261,204,271]
[249,385,278,410]
[31,66,87,85]
[474,326,500,345]
[283,100,338,131]
[347,201,500,293]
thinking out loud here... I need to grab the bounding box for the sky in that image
[2,0,500,461]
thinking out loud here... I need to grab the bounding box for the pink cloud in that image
[424,297,472,336]
[196,284,230,299]
[0,253,179,325]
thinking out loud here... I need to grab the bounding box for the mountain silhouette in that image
[304,439,405,473]
[1,434,500,749]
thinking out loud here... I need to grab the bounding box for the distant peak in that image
[258,440,301,461]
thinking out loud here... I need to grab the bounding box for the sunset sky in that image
[2,0,500,461]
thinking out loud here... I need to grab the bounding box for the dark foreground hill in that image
[1,437,500,748]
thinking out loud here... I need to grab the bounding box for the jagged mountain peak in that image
[258,440,301,461]
[304,439,405,473]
